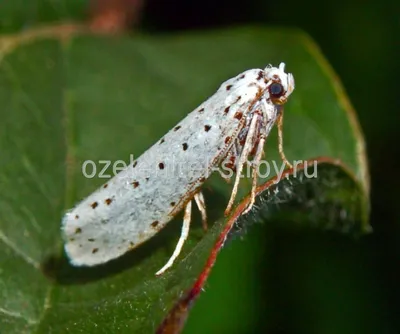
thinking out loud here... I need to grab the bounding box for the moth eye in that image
[269,82,284,97]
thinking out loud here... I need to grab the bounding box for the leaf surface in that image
[0,26,368,333]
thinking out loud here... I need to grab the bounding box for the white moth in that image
[62,63,295,275]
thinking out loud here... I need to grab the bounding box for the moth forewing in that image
[61,63,295,274]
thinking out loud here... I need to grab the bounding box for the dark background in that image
[139,0,400,333]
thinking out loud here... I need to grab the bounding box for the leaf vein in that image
[0,306,37,325]
[0,230,40,269]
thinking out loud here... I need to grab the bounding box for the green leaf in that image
[0,26,369,333]
[0,1,89,34]
[159,159,369,334]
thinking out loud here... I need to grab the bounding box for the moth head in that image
[264,62,295,105]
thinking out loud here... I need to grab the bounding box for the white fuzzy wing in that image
[61,68,269,266]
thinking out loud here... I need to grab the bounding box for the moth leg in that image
[225,113,261,215]
[155,200,192,276]
[220,144,238,183]
[242,134,266,215]
[194,191,207,231]
[277,113,293,168]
